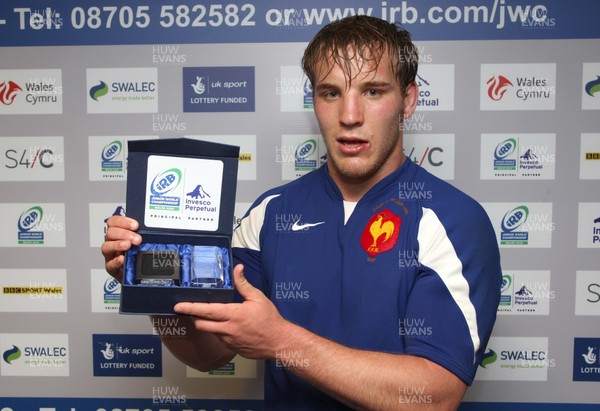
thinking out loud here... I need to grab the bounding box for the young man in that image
[103,15,501,410]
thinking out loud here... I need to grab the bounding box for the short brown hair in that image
[301,15,418,93]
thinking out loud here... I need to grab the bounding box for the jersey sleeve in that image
[231,194,280,301]
[403,205,501,385]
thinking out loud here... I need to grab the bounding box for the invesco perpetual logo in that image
[101,140,122,162]
[150,168,182,196]
[295,139,317,161]
[501,205,529,233]
[17,206,43,232]
[494,138,517,160]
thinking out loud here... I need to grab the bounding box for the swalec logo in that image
[487,75,513,101]
[3,345,21,364]
[0,80,23,105]
[90,81,108,101]
[480,349,497,368]
[585,75,600,97]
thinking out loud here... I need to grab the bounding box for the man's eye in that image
[367,89,380,96]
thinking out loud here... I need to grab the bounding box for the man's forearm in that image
[150,315,236,372]
[274,321,466,411]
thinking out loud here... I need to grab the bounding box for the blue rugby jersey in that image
[232,158,501,410]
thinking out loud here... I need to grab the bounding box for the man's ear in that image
[402,81,418,119]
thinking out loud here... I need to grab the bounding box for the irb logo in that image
[150,168,182,196]
[501,206,529,232]
[494,138,517,160]
[295,139,316,160]
[18,206,43,232]
[101,140,122,162]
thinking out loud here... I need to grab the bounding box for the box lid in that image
[126,137,239,237]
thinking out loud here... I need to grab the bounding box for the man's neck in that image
[330,154,406,202]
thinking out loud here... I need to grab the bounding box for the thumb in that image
[233,263,261,301]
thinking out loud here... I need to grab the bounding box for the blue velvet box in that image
[120,138,239,314]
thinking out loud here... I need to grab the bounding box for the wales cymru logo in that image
[3,345,21,364]
[0,80,23,105]
[585,76,600,97]
[90,81,108,101]
[487,75,513,101]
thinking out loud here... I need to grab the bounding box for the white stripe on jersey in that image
[232,194,280,251]
[417,207,480,363]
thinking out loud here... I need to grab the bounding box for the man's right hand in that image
[101,216,142,283]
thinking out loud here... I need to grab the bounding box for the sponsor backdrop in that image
[0,0,599,409]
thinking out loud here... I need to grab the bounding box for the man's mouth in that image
[337,137,369,154]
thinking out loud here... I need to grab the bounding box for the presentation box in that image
[120,138,239,315]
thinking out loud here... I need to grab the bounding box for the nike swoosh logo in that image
[291,221,325,231]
